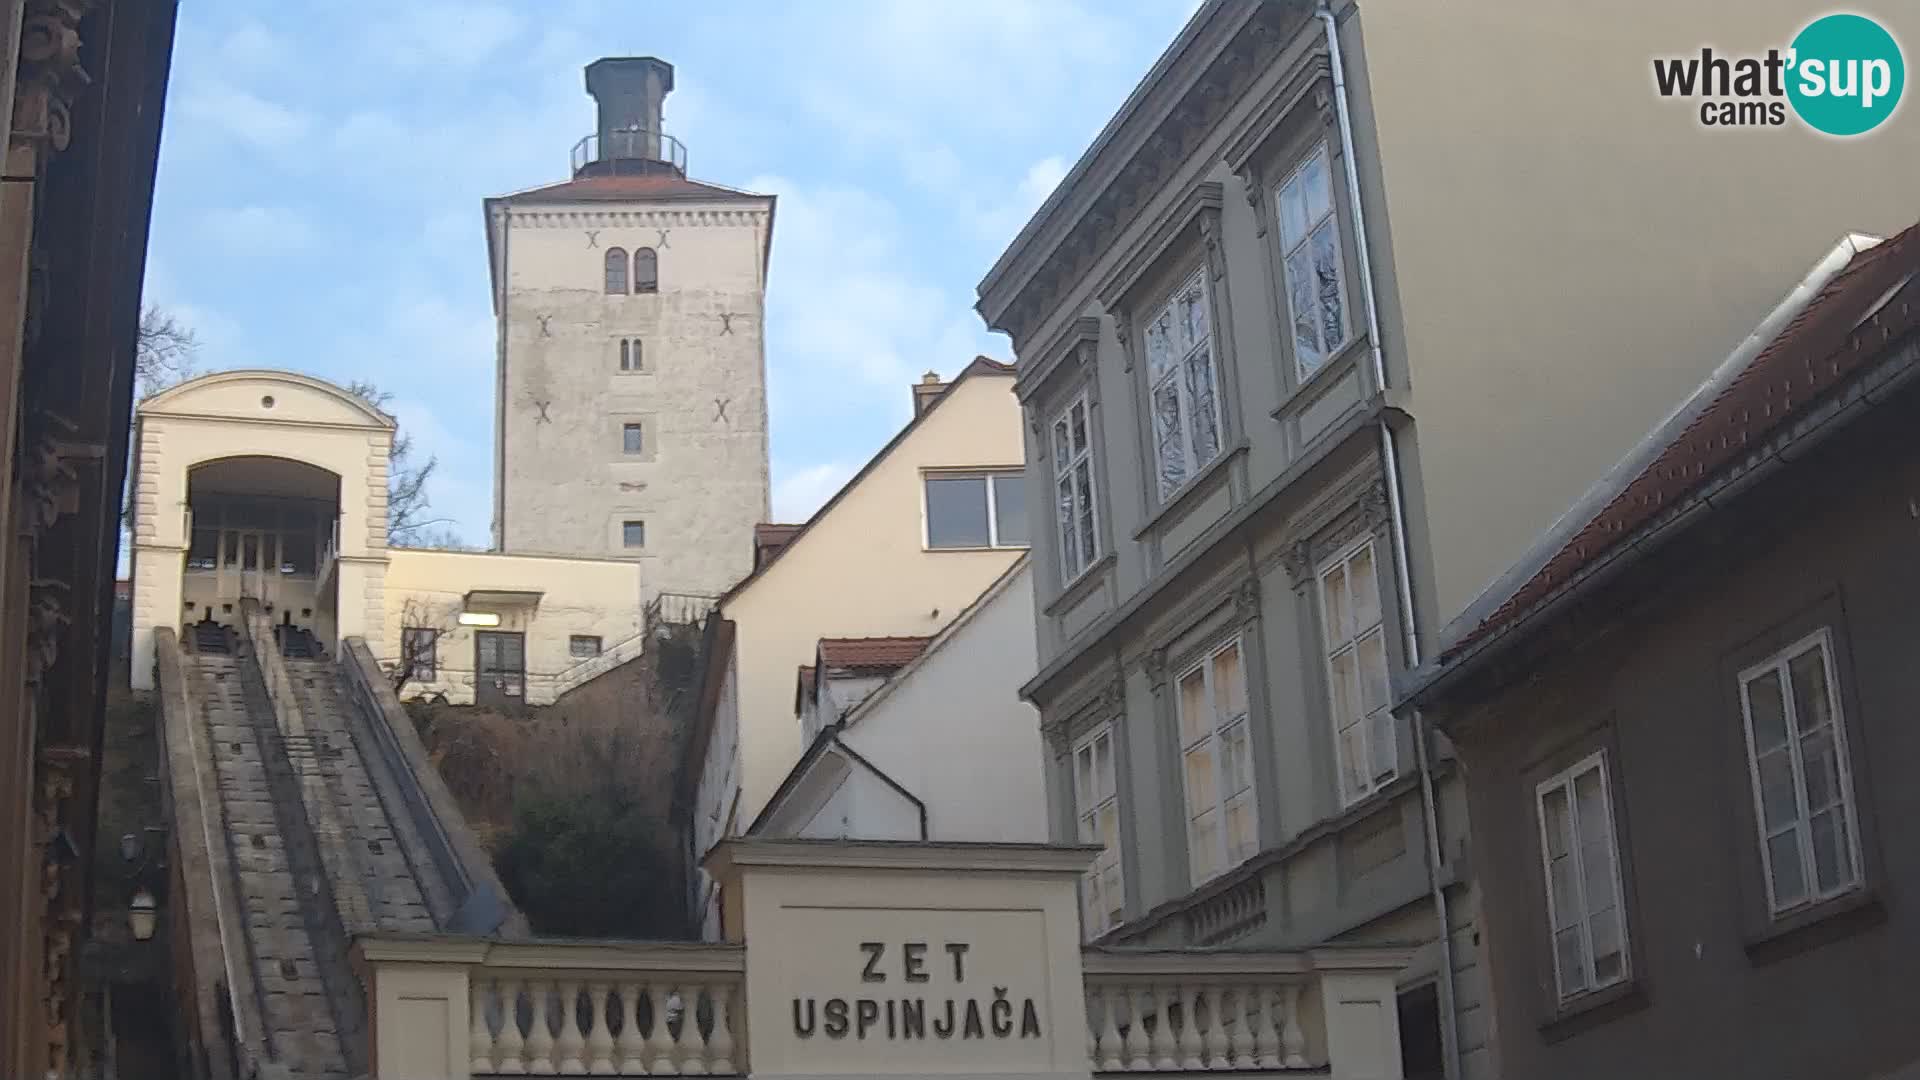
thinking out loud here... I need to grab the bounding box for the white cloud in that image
[216,22,290,72]
[173,76,312,151]
[773,461,857,523]
[199,206,321,257]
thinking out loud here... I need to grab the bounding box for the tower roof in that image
[492,172,767,205]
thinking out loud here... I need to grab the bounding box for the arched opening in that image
[604,246,628,294]
[182,456,342,657]
[633,246,658,293]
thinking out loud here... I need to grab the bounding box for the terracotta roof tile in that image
[1447,222,1920,661]
[499,173,763,204]
[816,636,932,672]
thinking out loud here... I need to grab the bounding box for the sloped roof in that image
[1436,222,1920,667]
[494,173,767,204]
[717,356,1016,603]
[817,636,932,673]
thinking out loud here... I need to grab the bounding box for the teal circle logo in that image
[1787,13,1905,136]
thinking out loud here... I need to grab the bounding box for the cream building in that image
[684,360,1030,936]
[486,56,773,602]
[126,369,642,706]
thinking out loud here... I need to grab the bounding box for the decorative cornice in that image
[1093,180,1223,312]
[503,208,767,230]
[11,0,93,154]
[985,1,1299,351]
[1016,315,1105,406]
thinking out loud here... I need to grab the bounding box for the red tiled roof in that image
[754,523,803,569]
[498,173,764,204]
[817,636,932,672]
[1447,223,1920,661]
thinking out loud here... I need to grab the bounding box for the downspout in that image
[1318,5,1462,1078]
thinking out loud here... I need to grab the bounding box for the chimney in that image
[912,371,947,417]
[580,57,680,176]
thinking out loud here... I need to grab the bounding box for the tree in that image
[135,305,197,398]
[390,594,456,696]
[343,379,454,547]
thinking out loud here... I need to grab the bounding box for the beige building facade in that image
[977,3,1919,1079]
[126,369,643,707]
[686,362,1030,936]
[486,57,773,603]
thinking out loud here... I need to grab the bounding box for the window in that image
[569,635,603,659]
[622,422,644,455]
[634,247,658,293]
[622,520,646,549]
[1144,269,1224,499]
[1535,752,1629,1002]
[1276,144,1350,379]
[1072,724,1124,937]
[604,247,628,294]
[1176,638,1256,885]
[618,338,643,371]
[1051,392,1100,582]
[401,627,438,681]
[187,526,219,571]
[1738,629,1862,916]
[924,471,1027,549]
[1320,539,1393,805]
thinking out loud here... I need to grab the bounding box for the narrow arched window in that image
[604,247,628,294]
[634,247,658,294]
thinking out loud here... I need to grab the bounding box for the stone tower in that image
[485,57,773,603]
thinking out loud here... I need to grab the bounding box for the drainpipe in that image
[1318,4,1462,1078]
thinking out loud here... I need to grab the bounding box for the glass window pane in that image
[1152,379,1187,496]
[1286,245,1323,373]
[1541,786,1572,859]
[1357,631,1389,716]
[1301,150,1333,221]
[992,473,1028,547]
[1057,477,1080,575]
[1178,668,1209,746]
[1745,669,1789,753]
[1212,644,1246,720]
[1183,747,1217,820]
[1277,175,1311,247]
[925,476,990,548]
[1190,809,1219,882]
[604,247,628,294]
[1097,805,1119,851]
[1809,809,1847,893]
[1312,220,1346,351]
[1553,927,1588,995]
[1368,708,1396,781]
[1548,853,1580,931]
[1339,721,1368,800]
[623,520,646,548]
[1180,276,1210,348]
[1799,729,1841,812]
[1075,747,1094,807]
[1590,908,1624,983]
[1328,650,1356,726]
[1756,750,1798,831]
[1075,461,1097,565]
[1146,308,1176,381]
[242,534,259,570]
[1184,347,1221,467]
[1093,733,1114,798]
[1788,644,1834,731]
[1070,400,1088,454]
[1348,545,1380,630]
[1221,722,1252,794]
[1767,829,1808,907]
[1579,835,1616,923]
[1052,417,1071,473]
[1225,794,1256,863]
[623,423,643,454]
[1322,564,1351,646]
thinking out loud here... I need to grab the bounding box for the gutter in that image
[1405,329,1920,714]
[1317,5,1460,1077]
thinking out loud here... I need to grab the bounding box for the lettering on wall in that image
[791,941,1043,1042]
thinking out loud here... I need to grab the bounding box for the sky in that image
[145,0,1201,544]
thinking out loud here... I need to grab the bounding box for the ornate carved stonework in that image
[1095,677,1125,717]
[1280,538,1315,586]
[1232,577,1260,624]
[12,0,95,154]
[1198,211,1226,282]
[1113,311,1134,373]
[1143,645,1170,689]
[1358,478,1391,531]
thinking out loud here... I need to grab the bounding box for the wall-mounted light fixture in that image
[457,611,501,628]
[128,888,157,941]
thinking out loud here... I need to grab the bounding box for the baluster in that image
[555,979,587,1074]
[586,983,616,1074]
[495,978,528,1075]
[1225,986,1253,1070]
[1251,986,1281,1070]
[471,979,497,1074]
[527,980,556,1075]
[649,985,680,1074]
[1280,985,1307,1068]
[616,982,648,1075]
[1203,986,1229,1069]
[679,983,710,1075]
[708,983,736,1074]
[1122,986,1150,1071]
[1083,988,1101,1070]
[1149,985,1177,1070]
[1177,985,1203,1070]
[1096,987,1124,1072]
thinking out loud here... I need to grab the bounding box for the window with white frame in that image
[1176,638,1256,885]
[1319,539,1394,805]
[924,471,1027,549]
[1071,724,1124,937]
[1143,269,1224,499]
[1535,752,1629,1002]
[618,337,643,371]
[1276,143,1350,380]
[1051,391,1100,582]
[1738,629,1863,916]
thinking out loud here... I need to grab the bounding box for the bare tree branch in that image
[135,305,197,399]
[345,378,453,548]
